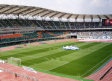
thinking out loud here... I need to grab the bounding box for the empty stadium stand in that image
[1,31,112,44]
[0,31,70,44]
[0,19,104,29]
[2,18,112,30]
[0,4,112,81]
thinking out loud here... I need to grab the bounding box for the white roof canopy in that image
[0,4,112,20]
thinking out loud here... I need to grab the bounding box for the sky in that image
[0,0,111,14]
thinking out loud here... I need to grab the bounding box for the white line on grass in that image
[28,59,68,67]
[81,54,112,77]
[2,41,69,55]
[50,59,68,63]
[29,63,40,67]
[48,62,69,71]
[0,42,58,53]
[28,56,43,58]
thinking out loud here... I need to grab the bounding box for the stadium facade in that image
[0,4,112,46]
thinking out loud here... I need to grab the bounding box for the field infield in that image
[0,39,112,80]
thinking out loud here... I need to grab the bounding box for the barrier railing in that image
[0,67,38,81]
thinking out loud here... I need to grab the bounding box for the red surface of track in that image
[101,69,112,81]
[84,60,112,81]
[0,39,79,52]
[0,63,79,81]
[0,71,31,81]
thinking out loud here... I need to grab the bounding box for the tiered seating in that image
[85,22,90,28]
[2,31,112,44]
[37,20,47,29]
[32,20,40,27]
[51,31,65,36]
[42,21,52,29]
[37,32,42,39]
[15,19,24,27]
[46,32,57,36]
[22,31,66,40]
[0,19,110,29]
[75,22,84,29]
[65,22,70,29]
[0,34,23,43]
[71,31,112,39]
[57,31,70,37]
[53,21,62,29]
[20,19,30,27]
[48,21,57,29]
[27,20,34,27]
[22,31,64,40]
[2,19,13,27]
[46,31,70,37]
[89,22,94,28]
[70,22,75,29]
[42,32,54,38]
[23,32,38,39]
[0,20,8,27]
[10,19,20,27]
[94,22,99,28]
[60,21,66,29]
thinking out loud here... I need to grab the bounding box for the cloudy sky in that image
[0,0,111,14]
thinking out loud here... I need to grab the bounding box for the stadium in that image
[0,4,112,81]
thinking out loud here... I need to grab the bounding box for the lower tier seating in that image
[0,31,68,43]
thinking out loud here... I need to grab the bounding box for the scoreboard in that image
[102,19,112,26]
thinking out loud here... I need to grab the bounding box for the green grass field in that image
[0,41,112,79]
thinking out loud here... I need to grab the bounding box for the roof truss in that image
[0,4,111,21]
[23,8,42,16]
[32,9,48,16]
[58,13,67,18]
[67,14,73,19]
[104,15,109,19]
[41,11,54,17]
[50,12,60,18]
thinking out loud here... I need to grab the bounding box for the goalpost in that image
[7,57,21,65]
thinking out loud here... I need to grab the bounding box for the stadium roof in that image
[0,4,112,20]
